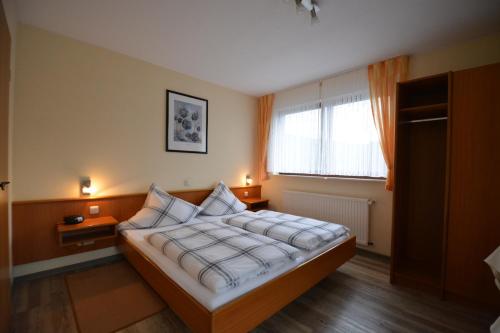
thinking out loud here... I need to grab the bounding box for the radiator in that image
[282,190,372,245]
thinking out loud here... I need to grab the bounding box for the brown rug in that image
[66,261,165,333]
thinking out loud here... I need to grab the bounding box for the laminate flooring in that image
[10,252,497,333]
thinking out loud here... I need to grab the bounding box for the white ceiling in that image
[15,0,500,96]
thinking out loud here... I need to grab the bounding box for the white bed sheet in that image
[121,213,348,311]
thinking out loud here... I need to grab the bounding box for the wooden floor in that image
[10,252,496,333]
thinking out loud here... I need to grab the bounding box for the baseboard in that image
[356,247,391,262]
[12,246,120,278]
[356,242,390,258]
[14,254,124,282]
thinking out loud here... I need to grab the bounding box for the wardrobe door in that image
[447,63,500,309]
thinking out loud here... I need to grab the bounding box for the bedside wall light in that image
[246,175,253,186]
[80,177,97,196]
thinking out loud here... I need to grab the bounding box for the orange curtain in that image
[368,56,409,191]
[257,94,275,183]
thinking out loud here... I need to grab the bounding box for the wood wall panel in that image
[447,63,500,309]
[13,185,261,265]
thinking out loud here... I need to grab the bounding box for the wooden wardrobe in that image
[391,63,500,311]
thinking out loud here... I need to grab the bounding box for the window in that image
[268,98,387,178]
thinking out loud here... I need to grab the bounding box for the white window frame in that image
[267,96,387,180]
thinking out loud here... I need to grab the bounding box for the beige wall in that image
[13,25,257,201]
[263,31,500,256]
[12,23,500,257]
[409,31,500,79]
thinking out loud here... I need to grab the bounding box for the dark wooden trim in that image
[440,72,453,299]
[389,81,400,284]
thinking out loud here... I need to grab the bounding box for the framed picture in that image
[166,90,208,154]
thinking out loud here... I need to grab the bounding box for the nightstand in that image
[56,216,119,247]
[241,198,269,212]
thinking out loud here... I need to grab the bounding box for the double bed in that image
[119,210,356,333]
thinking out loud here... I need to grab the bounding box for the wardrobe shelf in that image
[399,103,448,114]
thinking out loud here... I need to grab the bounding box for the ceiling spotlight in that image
[291,0,321,23]
[301,0,314,11]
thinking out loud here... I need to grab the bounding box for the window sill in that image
[274,173,387,182]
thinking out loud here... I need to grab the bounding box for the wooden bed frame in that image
[12,183,356,332]
[120,234,356,333]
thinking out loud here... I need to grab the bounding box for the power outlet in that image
[244,191,249,197]
[89,205,100,215]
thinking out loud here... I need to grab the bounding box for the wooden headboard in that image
[12,185,261,265]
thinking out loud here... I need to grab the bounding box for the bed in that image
[119,211,356,333]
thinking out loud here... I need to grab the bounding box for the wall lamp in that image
[246,175,253,186]
[80,177,97,196]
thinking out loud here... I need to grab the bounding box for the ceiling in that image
[14,0,500,96]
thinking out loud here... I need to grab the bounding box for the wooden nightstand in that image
[241,198,269,212]
[56,216,119,247]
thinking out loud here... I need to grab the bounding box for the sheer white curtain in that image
[267,102,322,174]
[321,97,387,177]
[268,68,387,178]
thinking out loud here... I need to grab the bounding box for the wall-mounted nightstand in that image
[56,216,118,247]
[241,198,269,212]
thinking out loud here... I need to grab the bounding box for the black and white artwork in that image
[166,90,208,153]
[174,100,202,143]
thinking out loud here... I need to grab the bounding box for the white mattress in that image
[121,212,348,311]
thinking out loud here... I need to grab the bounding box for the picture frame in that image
[166,90,208,154]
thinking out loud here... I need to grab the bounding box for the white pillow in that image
[485,246,500,291]
[119,184,201,230]
[199,181,247,216]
